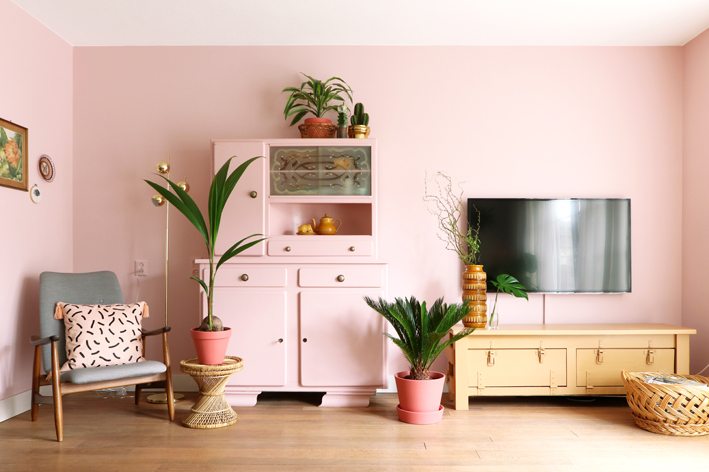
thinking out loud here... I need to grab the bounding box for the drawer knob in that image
[240,274,249,282]
[302,338,308,343]
[336,275,345,282]
[284,246,292,252]
[348,246,356,252]
[278,338,284,344]
[249,190,258,199]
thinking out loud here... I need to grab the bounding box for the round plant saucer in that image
[396,404,444,425]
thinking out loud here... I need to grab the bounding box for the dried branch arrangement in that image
[423,172,481,265]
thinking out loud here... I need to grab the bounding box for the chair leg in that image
[50,341,63,442]
[134,383,142,405]
[31,345,42,421]
[162,331,175,421]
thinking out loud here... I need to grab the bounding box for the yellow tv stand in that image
[446,324,695,410]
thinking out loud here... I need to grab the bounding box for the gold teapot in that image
[297,223,315,235]
[312,214,341,235]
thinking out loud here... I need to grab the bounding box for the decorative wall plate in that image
[38,154,55,182]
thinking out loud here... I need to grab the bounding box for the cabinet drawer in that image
[467,349,567,387]
[299,266,385,288]
[210,266,287,287]
[268,237,373,257]
[576,348,675,387]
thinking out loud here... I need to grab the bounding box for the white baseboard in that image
[0,375,197,423]
[0,390,31,423]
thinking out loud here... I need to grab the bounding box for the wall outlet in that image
[134,260,148,277]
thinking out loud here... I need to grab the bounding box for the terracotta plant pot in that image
[191,327,231,365]
[298,117,337,138]
[394,371,446,424]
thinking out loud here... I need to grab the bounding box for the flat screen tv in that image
[468,198,631,293]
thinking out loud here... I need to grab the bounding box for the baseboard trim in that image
[0,390,31,423]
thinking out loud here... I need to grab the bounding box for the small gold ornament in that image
[157,162,170,174]
[177,180,190,192]
[151,194,166,206]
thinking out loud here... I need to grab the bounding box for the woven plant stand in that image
[622,371,709,436]
[180,356,243,429]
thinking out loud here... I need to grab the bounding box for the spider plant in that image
[364,296,475,380]
[283,74,353,126]
[145,156,266,331]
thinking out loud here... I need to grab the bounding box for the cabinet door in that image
[299,290,385,387]
[213,141,266,256]
[213,288,287,386]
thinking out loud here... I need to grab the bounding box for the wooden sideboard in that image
[446,324,696,410]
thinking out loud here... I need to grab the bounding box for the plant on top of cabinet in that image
[364,296,474,424]
[145,156,266,364]
[424,172,487,329]
[349,102,370,139]
[336,105,349,138]
[283,74,353,138]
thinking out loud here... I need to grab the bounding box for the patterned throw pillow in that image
[54,302,150,371]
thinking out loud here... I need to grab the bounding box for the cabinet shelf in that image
[269,196,373,204]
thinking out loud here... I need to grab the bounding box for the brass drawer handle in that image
[240,274,249,282]
[348,246,356,252]
[249,191,258,199]
[596,349,604,365]
[646,349,655,365]
[336,275,345,282]
[487,350,496,367]
[284,246,292,252]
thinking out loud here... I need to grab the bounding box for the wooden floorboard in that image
[0,392,707,471]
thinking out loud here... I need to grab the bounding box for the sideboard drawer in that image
[298,266,385,288]
[211,266,287,287]
[467,349,567,387]
[576,348,675,387]
[268,237,373,257]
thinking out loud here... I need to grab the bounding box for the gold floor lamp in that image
[147,161,186,404]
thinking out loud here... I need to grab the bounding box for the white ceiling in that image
[12,0,709,47]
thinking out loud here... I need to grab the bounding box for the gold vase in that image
[462,264,487,328]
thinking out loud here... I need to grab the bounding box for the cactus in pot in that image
[350,102,370,138]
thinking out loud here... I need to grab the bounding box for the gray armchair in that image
[31,271,174,441]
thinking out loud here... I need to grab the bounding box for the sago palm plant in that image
[145,156,266,331]
[364,296,475,380]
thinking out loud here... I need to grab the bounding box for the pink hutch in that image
[197,139,387,407]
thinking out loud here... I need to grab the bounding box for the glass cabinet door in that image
[269,146,372,196]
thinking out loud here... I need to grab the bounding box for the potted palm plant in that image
[283,74,352,138]
[364,296,474,424]
[145,156,265,365]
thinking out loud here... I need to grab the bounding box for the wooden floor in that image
[1,392,708,471]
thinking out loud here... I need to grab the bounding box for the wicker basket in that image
[622,371,709,436]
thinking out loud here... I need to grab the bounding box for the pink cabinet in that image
[200,139,386,408]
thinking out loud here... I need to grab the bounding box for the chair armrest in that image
[141,326,171,337]
[30,335,59,346]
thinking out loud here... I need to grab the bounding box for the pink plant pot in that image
[396,404,445,425]
[394,371,446,413]
[191,327,232,365]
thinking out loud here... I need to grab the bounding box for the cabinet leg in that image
[455,389,470,410]
[224,390,261,407]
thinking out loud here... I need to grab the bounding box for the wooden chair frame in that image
[30,326,175,442]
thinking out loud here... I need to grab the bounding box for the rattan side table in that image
[180,356,243,429]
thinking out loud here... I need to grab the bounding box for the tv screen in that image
[468,198,631,293]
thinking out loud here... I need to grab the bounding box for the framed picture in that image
[0,117,28,191]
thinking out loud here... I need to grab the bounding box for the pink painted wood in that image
[298,266,386,288]
[213,140,266,256]
[267,236,373,257]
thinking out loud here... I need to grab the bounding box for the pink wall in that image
[73,46,685,372]
[0,0,73,400]
[683,29,709,374]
